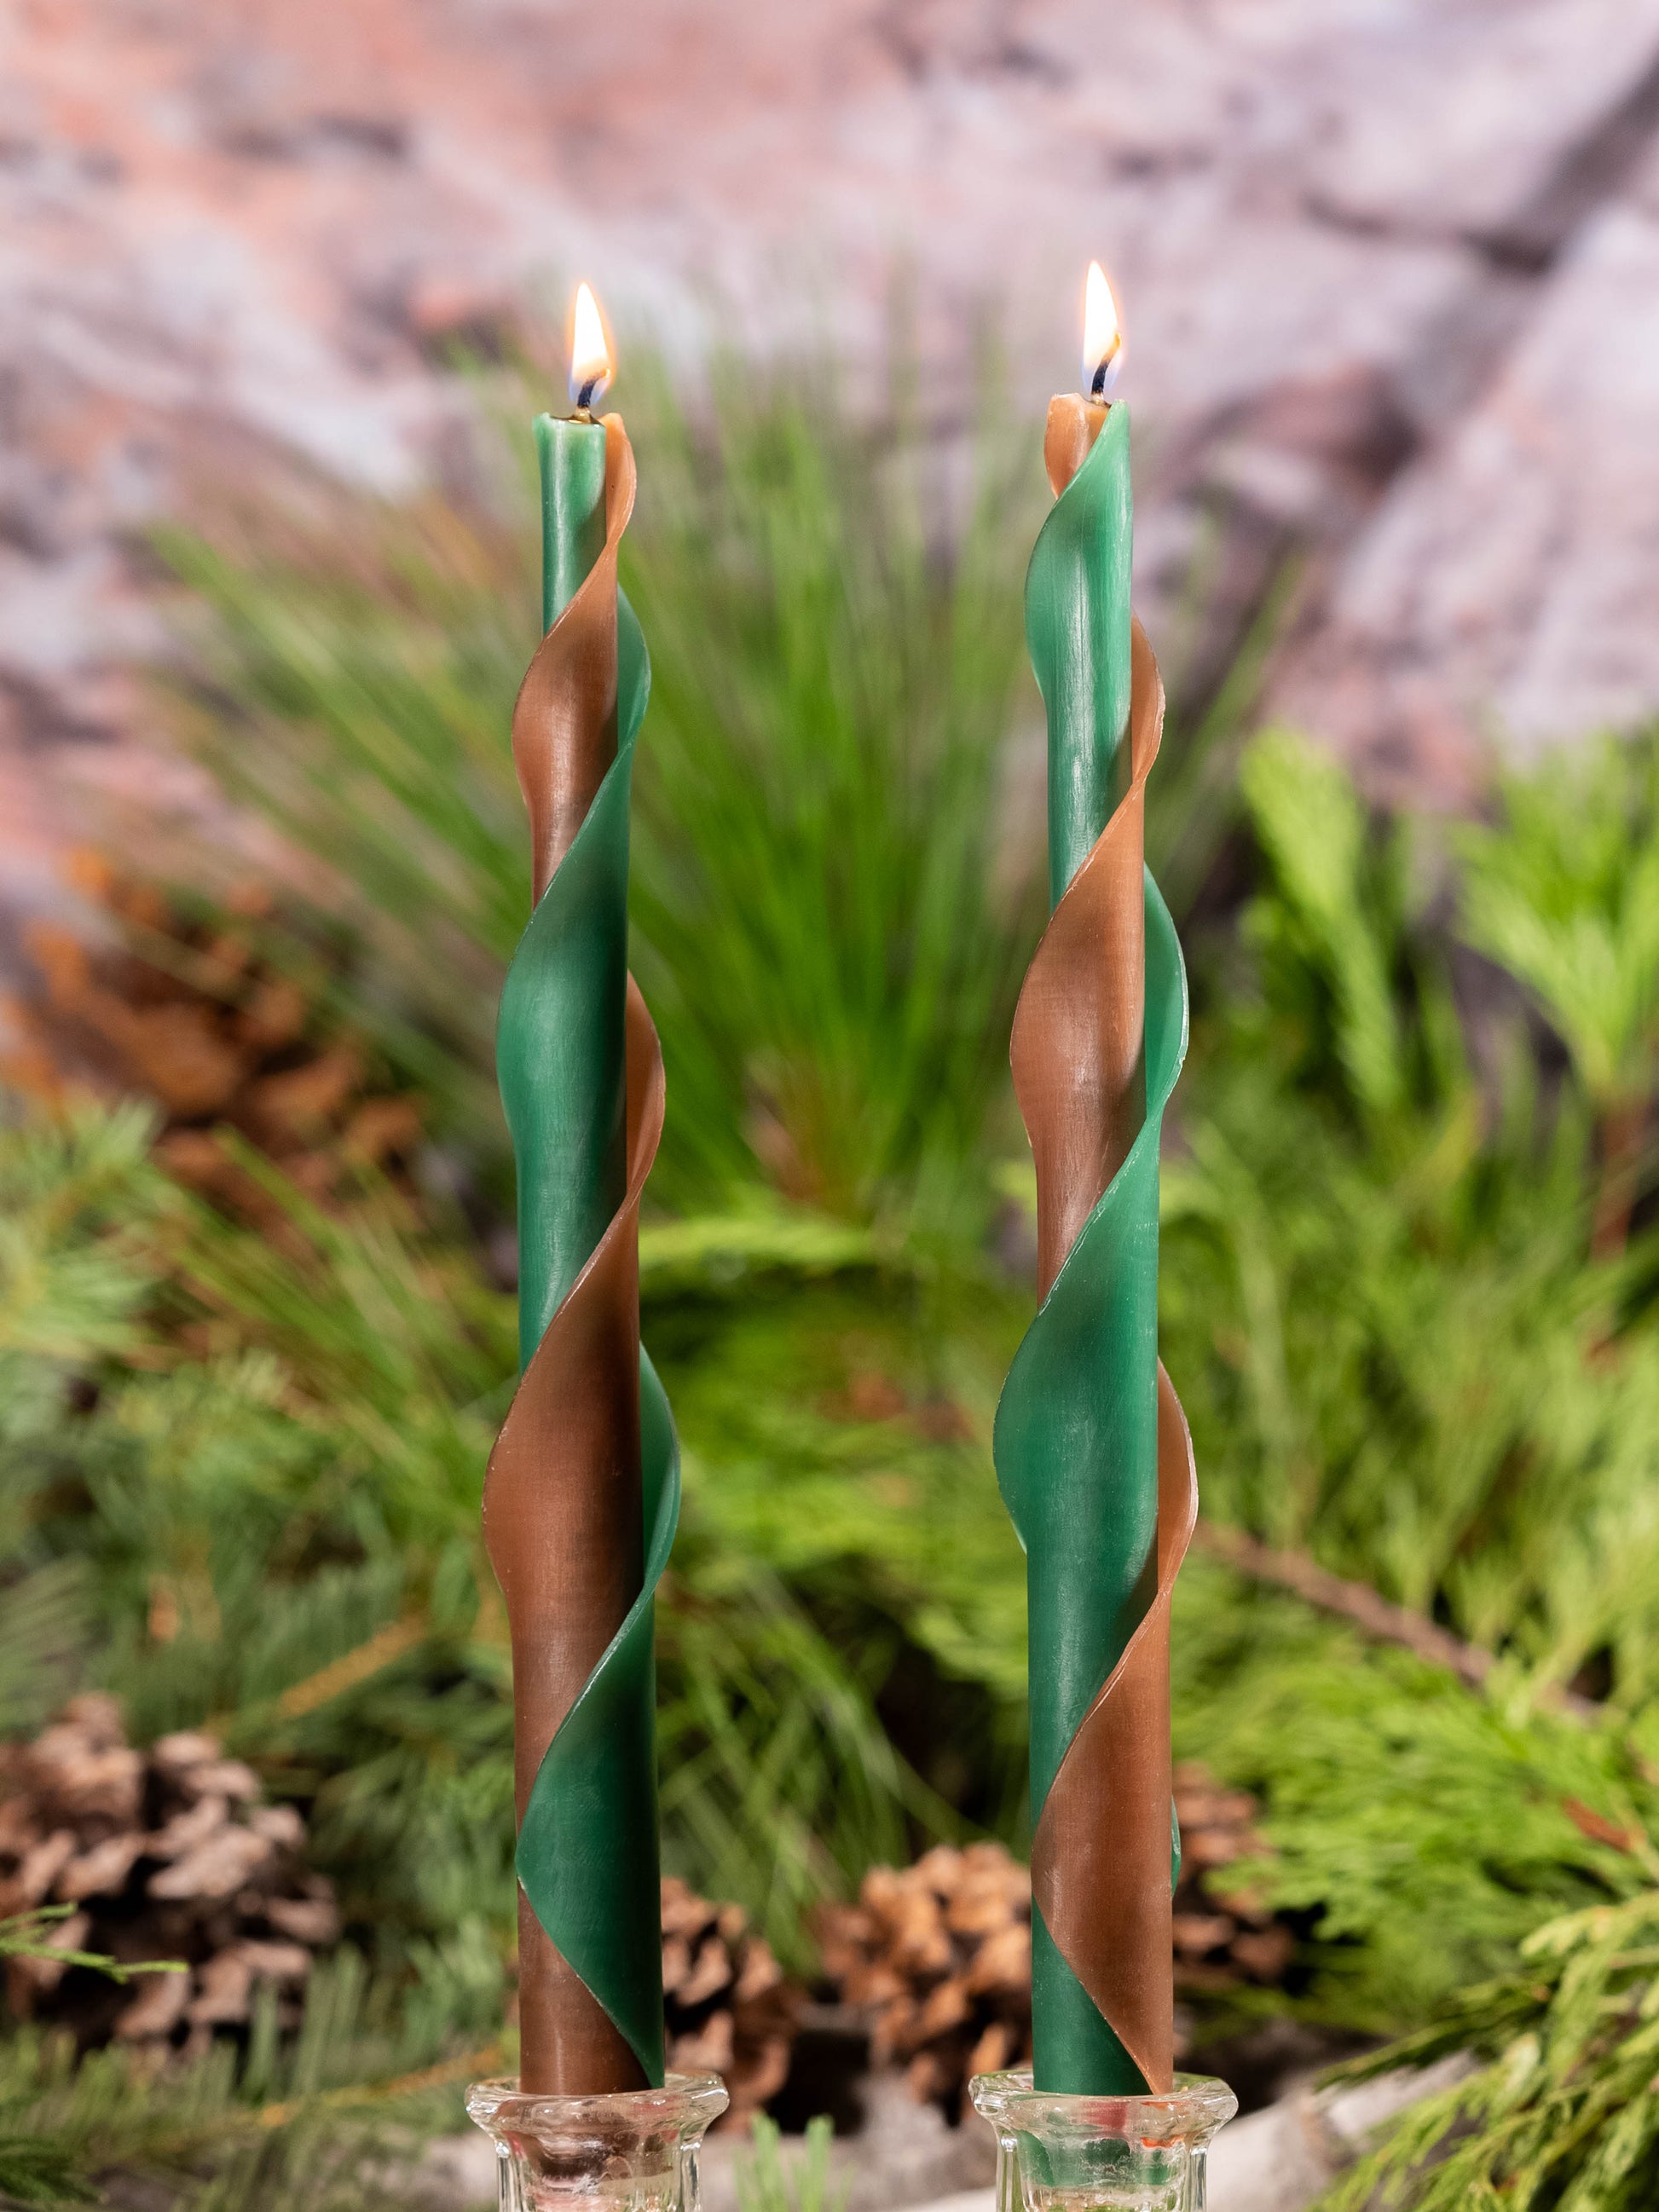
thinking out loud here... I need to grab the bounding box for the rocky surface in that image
[4,0,1659,872]
[1279,136,1659,800]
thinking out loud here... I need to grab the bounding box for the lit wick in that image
[1046,260,1125,498]
[569,280,614,419]
[1083,260,1124,404]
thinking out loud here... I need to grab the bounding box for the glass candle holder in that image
[465,2072,729,2212]
[970,2069,1238,2212]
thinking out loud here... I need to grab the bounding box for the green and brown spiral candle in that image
[995,265,1197,2096]
[485,287,676,2095]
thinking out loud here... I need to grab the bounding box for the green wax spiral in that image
[536,412,610,639]
[493,414,677,2085]
[514,414,623,1367]
[995,403,1190,2094]
[1035,407,1134,909]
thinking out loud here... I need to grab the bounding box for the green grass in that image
[735,2114,847,2212]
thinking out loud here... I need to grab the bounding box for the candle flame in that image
[568,281,614,410]
[1082,261,1123,401]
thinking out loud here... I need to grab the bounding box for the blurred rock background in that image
[5,0,1659,898]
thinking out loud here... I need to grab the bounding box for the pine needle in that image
[1319,1880,1659,2211]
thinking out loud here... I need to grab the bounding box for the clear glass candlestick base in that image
[970,2069,1238,2212]
[465,2071,729,2212]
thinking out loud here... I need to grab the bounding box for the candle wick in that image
[1089,337,1124,403]
[573,378,603,415]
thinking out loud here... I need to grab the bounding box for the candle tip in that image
[569,281,615,412]
[1083,261,1123,401]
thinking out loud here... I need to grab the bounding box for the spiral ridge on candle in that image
[995,583,1194,2091]
[486,419,674,2092]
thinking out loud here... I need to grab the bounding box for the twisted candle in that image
[994,396,1195,2094]
[486,411,677,2094]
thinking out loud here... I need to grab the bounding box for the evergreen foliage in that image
[1171,1565,1659,2032]
[156,355,1046,1232]
[11,346,1659,2203]
[0,1955,479,2209]
[153,346,1246,1237]
[1318,1865,1659,2211]
[1457,735,1659,1122]
[0,1904,182,1988]
[1163,726,1659,1703]
[7,1078,1658,2060]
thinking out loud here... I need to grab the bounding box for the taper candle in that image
[994,266,1197,2095]
[485,286,680,2095]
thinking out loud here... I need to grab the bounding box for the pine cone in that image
[1171,1764,1296,1994]
[815,1843,1032,2121]
[661,1878,801,2128]
[819,1803,1298,2113]
[0,1696,338,2057]
[3,854,423,1226]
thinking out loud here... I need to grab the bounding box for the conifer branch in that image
[1191,1520,1602,1723]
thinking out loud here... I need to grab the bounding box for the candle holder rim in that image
[465,2068,729,2136]
[968,2066,1237,2138]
